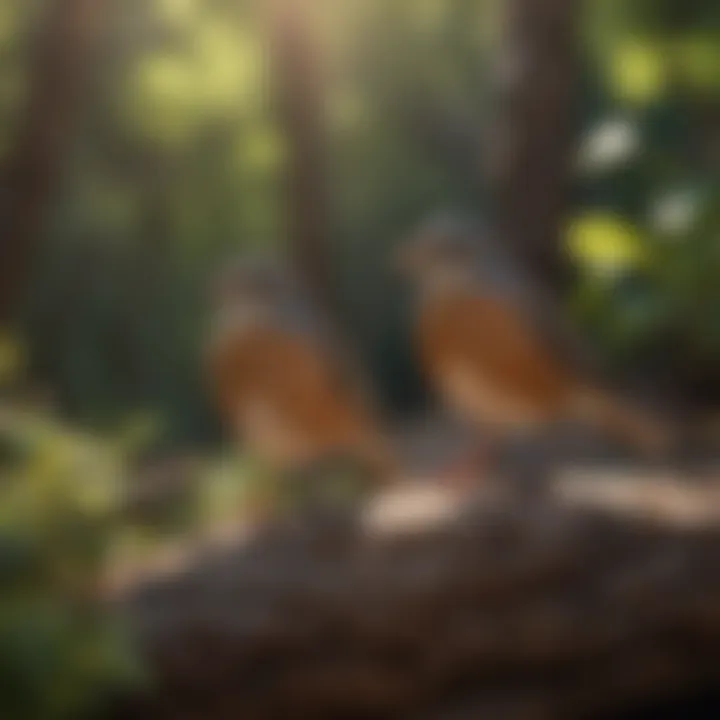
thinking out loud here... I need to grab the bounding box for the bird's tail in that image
[570,387,674,457]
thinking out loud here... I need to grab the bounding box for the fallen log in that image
[114,471,720,719]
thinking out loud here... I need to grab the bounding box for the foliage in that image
[571,0,720,386]
[0,407,142,719]
[0,399,267,719]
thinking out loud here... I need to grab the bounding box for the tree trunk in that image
[114,472,720,719]
[488,0,581,293]
[264,0,345,335]
[0,0,107,326]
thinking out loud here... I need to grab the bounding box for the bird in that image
[395,214,671,489]
[204,255,394,511]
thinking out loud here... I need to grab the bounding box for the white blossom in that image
[651,190,700,237]
[577,118,640,174]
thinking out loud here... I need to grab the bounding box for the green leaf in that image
[567,213,647,275]
[608,38,667,105]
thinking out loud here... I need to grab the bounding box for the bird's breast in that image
[212,322,377,468]
[236,397,316,467]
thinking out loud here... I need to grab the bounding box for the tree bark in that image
[387,0,582,295]
[487,0,581,293]
[115,473,720,719]
[0,0,107,326]
[264,0,345,336]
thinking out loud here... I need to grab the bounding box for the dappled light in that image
[0,0,719,717]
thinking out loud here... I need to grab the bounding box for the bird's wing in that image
[479,254,601,383]
[421,292,572,413]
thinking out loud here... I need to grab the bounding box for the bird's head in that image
[210,255,296,315]
[394,214,486,288]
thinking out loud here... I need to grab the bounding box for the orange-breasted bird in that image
[205,256,394,490]
[395,214,670,486]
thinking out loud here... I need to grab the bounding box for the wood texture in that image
[488,0,581,291]
[264,0,344,335]
[0,0,107,325]
[115,472,720,719]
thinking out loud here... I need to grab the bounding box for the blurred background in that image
[0,0,719,717]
